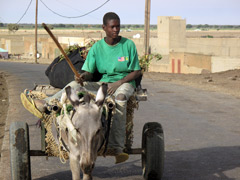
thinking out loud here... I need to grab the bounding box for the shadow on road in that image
[164,146,240,180]
[35,146,240,180]
[35,159,142,180]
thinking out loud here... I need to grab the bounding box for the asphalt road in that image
[0,61,240,180]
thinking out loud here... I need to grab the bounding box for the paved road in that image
[0,61,240,180]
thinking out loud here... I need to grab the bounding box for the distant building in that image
[0,48,8,59]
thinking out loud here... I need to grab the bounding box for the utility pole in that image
[35,0,38,64]
[144,0,151,69]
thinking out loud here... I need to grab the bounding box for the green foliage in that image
[186,24,193,29]
[201,35,214,38]
[138,53,162,71]
[80,40,96,60]
[187,24,240,30]
[7,24,19,32]
[4,23,240,30]
[57,24,66,28]
[59,44,80,61]
[58,40,97,61]
[47,24,54,30]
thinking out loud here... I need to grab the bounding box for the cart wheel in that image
[9,122,31,180]
[142,122,164,180]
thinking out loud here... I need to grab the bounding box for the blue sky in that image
[0,0,240,25]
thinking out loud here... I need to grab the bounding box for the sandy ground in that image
[0,68,240,157]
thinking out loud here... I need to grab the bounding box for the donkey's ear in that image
[95,83,108,106]
[60,91,67,104]
[65,86,80,106]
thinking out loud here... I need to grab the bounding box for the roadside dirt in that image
[0,68,239,158]
[144,69,240,98]
[0,72,8,159]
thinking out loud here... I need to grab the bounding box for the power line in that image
[40,0,110,18]
[55,0,88,13]
[16,0,33,24]
[54,0,101,20]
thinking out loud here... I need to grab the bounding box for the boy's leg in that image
[108,83,134,163]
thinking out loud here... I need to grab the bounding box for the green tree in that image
[56,24,65,28]
[203,24,209,28]
[186,24,193,29]
[7,24,19,32]
[47,24,54,30]
[66,24,74,28]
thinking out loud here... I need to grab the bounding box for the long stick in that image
[35,0,38,64]
[42,23,83,86]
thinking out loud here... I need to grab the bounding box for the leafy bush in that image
[139,53,162,71]
[201,35,213,38]
[7,24,19,32]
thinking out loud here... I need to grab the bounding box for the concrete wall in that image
[147,16,240,74]
[41,38,64,60]
[23,37,34,58]
[132,37,163,56]
[1,16,240,74]
[157,16,186,55]
[211,56,240,72]
[148,55,170,72]
[186,38,240,57]
[149,52,240,74]
[157,16,170,55]
[4,39,24,54]
[1,39,6,49]
[23,36,69,60]
[169,19,186,52]
[184,53,212,71]
[149,52,212,74]
[132,38,144,55]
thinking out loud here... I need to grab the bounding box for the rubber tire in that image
[142,122,164,180]
[9,122,31,180]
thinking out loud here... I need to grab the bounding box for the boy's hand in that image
[75,72,93,83]
[74,74,83,84]
[107,81,123,95]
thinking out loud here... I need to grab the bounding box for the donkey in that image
[56,83,108,180]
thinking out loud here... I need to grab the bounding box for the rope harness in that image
[28,85,138,162]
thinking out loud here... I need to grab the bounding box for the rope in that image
[35,85,138,160]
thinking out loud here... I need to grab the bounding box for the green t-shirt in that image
[82,37,141,87]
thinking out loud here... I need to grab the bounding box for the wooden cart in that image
[9,85,164,180]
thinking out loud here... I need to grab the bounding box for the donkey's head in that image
[65,83,107,177]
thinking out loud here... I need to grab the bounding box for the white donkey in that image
[56,83,108,180]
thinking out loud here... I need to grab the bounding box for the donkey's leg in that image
[70,153,81,180]
[83,173,92,180]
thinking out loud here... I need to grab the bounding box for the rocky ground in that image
[0,69,240,157]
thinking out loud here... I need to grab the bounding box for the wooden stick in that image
[42,23,83,86]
